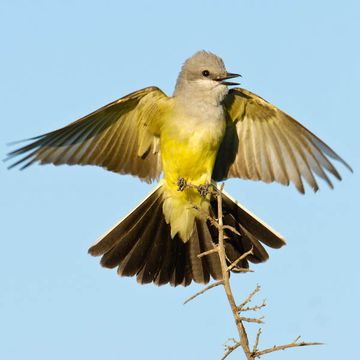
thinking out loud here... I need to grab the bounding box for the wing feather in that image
[214,88,351,193]
[253,118,273,182]
[279,125,318,190]
[261,120,288,185]
[7,87,170,182]
[271,120,304,193]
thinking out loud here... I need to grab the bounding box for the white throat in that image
[173,79,228,118]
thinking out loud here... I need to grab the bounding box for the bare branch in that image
[238,316,265,324]
[237,284,261,311]
[240,299,267,312]
[216,184,253,359]
[183,280,223,305]
[231,268,254,273]
[181,181,321,359]
[221,340,242,360]
[252,328,262,354]
[222,225,241,236]
[192,204,220,229]
[227,247,254,272]
[197,247,219,259]
[254,337,323,358]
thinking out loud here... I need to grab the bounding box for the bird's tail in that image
[88,184,286,286]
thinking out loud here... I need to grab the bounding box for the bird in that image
[6,50,351,286]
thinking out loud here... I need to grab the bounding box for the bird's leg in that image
[177,177,187,191]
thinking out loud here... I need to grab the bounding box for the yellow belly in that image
[161,119,224,185]
[159,112,226,241]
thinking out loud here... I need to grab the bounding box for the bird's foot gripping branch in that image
[184,183,322,360]
[176,177,213,198]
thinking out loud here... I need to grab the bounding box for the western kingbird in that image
[7,50,351,286]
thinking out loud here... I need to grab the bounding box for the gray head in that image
[174,50,240,97]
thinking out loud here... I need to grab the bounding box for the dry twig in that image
[183,280,223,305]
[227,248,254,272]
[183,182,320,359]
[252,336,323,358]
[221,339,242,360]
[215,183,253,359]
[252,328,262,354]
[197,247,219,259]
[237,284,261,311]
[240,299,266,312]
[238,316,264,324]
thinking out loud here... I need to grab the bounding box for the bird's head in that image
[174,50,240,100]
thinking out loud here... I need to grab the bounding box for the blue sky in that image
[1,1,359,359]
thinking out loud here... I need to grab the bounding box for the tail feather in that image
[170,237,187,286]
[93,190,162,268]
[182,247,193,286]
[153,230,176,286]
[187,224,209,284]
[136,218,167,284]
[118,196,163,277]
[223,212,269,264]
[238,224,269,263]
[221,190,286,249]
[89,185,286,286]
[195,219,222,281]
[89,185,162,257]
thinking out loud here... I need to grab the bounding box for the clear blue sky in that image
[1,1,359,359]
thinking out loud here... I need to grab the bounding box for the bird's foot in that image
[177,177,212,197]
[197,184,210,198]
[177,177,187,192]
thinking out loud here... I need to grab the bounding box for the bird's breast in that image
[160,105,226,187]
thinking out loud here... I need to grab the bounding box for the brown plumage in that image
[88,185,285,286]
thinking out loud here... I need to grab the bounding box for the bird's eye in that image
[202,70,210,77]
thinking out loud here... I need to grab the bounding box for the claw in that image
[198,184,209,198]
[177,177,187,191]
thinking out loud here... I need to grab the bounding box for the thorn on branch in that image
[293,335,301,343]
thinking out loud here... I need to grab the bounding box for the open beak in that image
[216,72,241,86]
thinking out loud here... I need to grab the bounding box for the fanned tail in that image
[88,185,286,286]
[208,189,286,270]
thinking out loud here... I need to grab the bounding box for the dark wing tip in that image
[343,161,353,173]
[5,135,46,169]
[88,245,101,256]
[6,135,43,147]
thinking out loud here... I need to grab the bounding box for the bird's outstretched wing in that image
[7,87,170,182]
[213,88,352,193]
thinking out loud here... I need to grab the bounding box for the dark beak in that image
[217,72,241,86]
